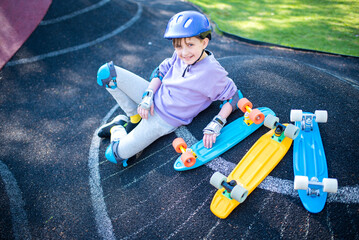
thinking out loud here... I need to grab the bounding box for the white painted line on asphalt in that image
[174,126,197,146]
[328,185,359,203]
[6,2,142,67]
[40,0,111,25]
[88,104,118,240]
[279,202,293,239]
[304,212,310,239]
[303,63,359,91]
[204,219,221,240]
[326,205,335,240]
[0,161,31,240]
[206,156,235,176]
[346,204,358,238]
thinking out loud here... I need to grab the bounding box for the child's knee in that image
[97,61,117,89]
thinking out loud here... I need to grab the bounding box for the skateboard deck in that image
[292,110,337,213]
[173,107,275,171]
[210,115,298,219]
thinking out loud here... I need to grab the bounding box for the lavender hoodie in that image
[154,51,237,127]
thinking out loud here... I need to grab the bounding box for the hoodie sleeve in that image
[203,59,237,101]
[211,77,237,101]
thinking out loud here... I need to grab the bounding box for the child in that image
[97,11,239,164]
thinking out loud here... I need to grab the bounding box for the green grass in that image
[187,0,359,56]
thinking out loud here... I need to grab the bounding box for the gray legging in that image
[106,66,176,159]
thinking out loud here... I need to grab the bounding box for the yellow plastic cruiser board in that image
[210,116,299,219]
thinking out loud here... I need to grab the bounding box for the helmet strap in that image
[182,49,205,77]
[193,49,205,65]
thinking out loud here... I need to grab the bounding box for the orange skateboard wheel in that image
[172,138,187,153]
[237,98,253,113]
[181,151,196,167]
[248,109,265,124]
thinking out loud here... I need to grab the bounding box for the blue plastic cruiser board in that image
[173,107,275,171]
[292,110,338,213]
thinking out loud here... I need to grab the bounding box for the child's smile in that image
[174,37,208,65]
[183,54,195,63]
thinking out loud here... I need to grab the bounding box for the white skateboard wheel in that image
[210,172,227,190]
[315,110,328,123]
[323,178,338,193]
[290,109,303,122]
[294,176,309,190]
[284,124,300,139]
[264,114,279,129]
[231,185,248,203]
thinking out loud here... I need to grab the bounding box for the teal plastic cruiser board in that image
[291,110,338,213]
[173,107,275,171]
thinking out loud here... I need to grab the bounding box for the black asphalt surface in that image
[1,0,359,239]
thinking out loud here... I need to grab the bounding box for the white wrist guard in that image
[203,115,227,136]
[138,89,153,110]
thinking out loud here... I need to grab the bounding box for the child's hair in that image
[172,36,203,48]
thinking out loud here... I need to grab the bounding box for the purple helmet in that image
[164,11,212,40]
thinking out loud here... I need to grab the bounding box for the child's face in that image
[174,37,209,65]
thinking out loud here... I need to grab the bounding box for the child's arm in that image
[148,77,162,93]
[137,77,162,119]
[203,102,233,148]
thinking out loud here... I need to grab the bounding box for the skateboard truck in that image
[302,116,314,132]
[273,123,286,142]
[294,176,338,194]
[222,180,237,196]
[237,98,265,126]
[306,177,321,197]
[290,110,328,132]
[210,172,249,203]
[220,180,249,202]
[267,121,291,143]
[172,138,197,167]
[264,115,299,142]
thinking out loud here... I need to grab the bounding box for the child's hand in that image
[137,104,154,120]
[203,115,227,148]
[203,133,217,149]
[138,89,154,119]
